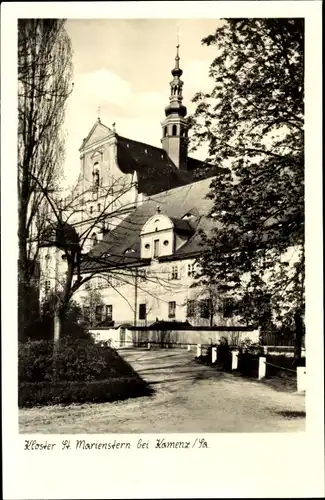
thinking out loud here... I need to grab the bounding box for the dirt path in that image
[19,348,305,433]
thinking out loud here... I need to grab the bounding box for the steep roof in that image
[80,176,223,273]
[79,119,219,196]
[116,135,200,196]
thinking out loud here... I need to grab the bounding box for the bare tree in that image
[18,19,73,342]
[38,174,146,341]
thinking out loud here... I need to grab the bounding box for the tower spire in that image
[161,36,189,171]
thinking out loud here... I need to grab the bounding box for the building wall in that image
[89,326,259,348]
[74,257,241,329]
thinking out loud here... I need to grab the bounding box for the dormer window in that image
[140,213,176,260]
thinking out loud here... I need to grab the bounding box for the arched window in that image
[172,124,177,136]
[93,163,100,188]
[92,233,97,247]
[164,126,168,137]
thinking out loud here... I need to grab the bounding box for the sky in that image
[63,19,222,186]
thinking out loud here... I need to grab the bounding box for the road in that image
[19,348,305,433]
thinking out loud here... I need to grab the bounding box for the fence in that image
[198,344,306,393]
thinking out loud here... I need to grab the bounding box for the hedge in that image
[18,338,136,383]
[18,338,152,407]
[19,376,152,408]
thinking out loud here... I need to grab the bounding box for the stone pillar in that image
[187,344,191,352]
[258,356,266,380]
[211,346,217,364]
[232,350,239,370]
[297,366,306,392]
[147,342,151,350]
[196,344,202,357]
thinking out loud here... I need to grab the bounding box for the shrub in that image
[19,338,137,383]
[19,376,152,408]
[18,338,151,407]
[18,340,53,382]
[265,354,304,379]
[237,351,259,378]
[216,337,232,371]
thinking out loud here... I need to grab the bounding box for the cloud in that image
[62,64,211,186]
[63,69,167,185]
[183,59,213,95]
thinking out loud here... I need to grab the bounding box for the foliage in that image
[27,292,92,341]
[190,19,304,358]
[18,338,151,407]
[80,287,105,327]
[19,377,151,408]
[18,338,137,383]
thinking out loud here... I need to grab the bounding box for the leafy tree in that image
[190,19,304,361]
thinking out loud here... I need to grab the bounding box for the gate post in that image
[211,346,217,364]
[232,350,239,370]
[258,356,266,380]
[147,342,151,350]
[196,344,202,357]
[187,344,191,352]
[297,366,306,392]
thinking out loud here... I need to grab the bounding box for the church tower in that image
[161,45,189,171]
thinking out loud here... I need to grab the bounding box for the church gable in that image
[80,120,114,151]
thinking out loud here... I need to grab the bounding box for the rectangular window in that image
[90,205,93,214]
[105,305,113,321]
[45,280,51,295]
[186,300,196,318]
[171,265,179,280]
[95,305,103,324]
[97,203,101,212]
[200,299,212,319]
[168,301,176,319]
[139,303,147,320]
[153,239,160,258]
[187,263,195,277]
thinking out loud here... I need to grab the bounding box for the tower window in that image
[97,203,101,212]
[90,205,93,214]
[164,126,168,137]
[172,124,177,136]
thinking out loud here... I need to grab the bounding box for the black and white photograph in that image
[1,1,323,499]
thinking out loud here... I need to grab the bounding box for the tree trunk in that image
[293,310,304,364]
